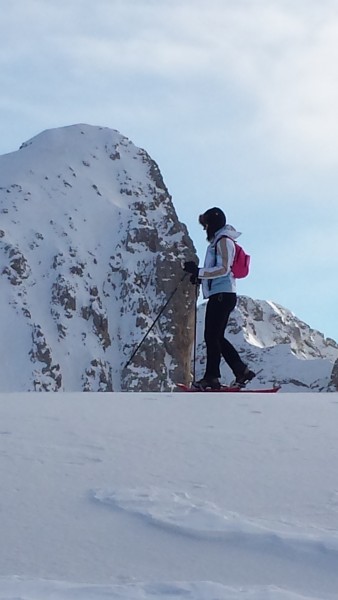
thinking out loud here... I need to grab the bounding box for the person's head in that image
[199,207,226,241]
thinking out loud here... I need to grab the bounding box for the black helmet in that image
[199,207,226,240]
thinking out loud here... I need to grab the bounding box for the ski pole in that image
[192,282,199,381]
[124,272,188,369]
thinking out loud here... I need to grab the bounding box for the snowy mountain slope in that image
[0,124,196,392]
[1,391,338,600]
[194,296,338,392]
[1,123,337,393]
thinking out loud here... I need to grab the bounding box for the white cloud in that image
[60,2,338,167]
[2,0,338,169]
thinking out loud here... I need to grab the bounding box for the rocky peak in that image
[0,124,197,392]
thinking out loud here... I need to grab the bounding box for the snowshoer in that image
[183,207,255,390]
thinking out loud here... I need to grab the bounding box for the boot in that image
[233,367,256,388]
[192,377,221,390]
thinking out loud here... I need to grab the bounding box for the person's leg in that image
[204,293,237,378]
[218,295,255,384]
[192,295,224,389]
[195,293,255,388]
[220,338,246,377]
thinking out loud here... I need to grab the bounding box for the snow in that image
[1,391,338,599]
[0,124,195,392]
[1,123,337,393]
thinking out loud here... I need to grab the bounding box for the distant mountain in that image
[0,124,337,392]
[194,297,338,392]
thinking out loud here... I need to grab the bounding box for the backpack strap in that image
[208,235,234,290]
[213,235,235,263]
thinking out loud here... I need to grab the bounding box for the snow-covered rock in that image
[329,357,338,391]
[1,123,337,393]
[0,124,196,392]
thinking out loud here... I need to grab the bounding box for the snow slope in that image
[0,124,195,392]
[1,391,338,599]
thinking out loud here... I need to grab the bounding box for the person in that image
[183,207,255,390]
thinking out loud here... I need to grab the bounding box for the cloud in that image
[62,2,338,168]
[2,0,338,171]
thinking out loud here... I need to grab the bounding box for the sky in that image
[1,0,338,341]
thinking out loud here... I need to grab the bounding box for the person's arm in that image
[199,237,230,279]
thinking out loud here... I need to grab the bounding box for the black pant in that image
[204,293,246,379]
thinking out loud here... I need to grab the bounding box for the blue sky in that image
[1,0,338,341]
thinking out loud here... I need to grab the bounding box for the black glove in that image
[183,261,199,277]
[190,274,201,285]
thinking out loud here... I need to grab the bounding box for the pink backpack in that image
[217,236,251,279]
[231,241,250,278]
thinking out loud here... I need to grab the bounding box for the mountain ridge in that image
[193,296,338,392]
[0,123,337,392]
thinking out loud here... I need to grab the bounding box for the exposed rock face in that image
[0,124,197,392]
[29,324,62,391]
[329,358,338,391]
[234,297,338,361]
